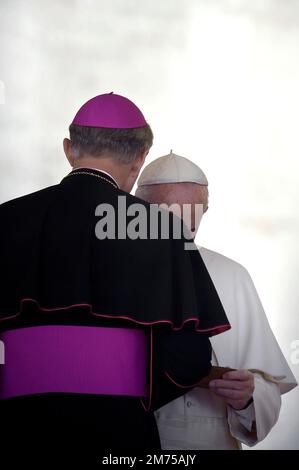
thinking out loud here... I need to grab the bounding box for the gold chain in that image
[64,171,118,189]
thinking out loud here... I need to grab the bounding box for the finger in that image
[209,379,249,390]
[222,369,252,381]
[211,388,248,400]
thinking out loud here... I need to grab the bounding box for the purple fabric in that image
[72,92,147,128]
[0,325,148,399]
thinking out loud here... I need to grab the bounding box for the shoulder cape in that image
[0,170,230,336]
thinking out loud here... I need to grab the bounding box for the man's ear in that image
[131,149,148,174]
[204,188,209,213]
[140,149,148,166]
[123,150,149,194]
[63,138,75,167]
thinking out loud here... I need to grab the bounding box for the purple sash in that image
[0,325,148,399]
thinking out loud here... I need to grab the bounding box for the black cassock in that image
[0,168,229,464]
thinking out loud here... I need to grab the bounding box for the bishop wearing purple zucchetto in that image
[0,92,229,463]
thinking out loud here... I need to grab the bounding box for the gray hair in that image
[69,123,153,164]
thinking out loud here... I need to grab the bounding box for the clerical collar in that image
[63,167,119,190]
[73,167,119,188]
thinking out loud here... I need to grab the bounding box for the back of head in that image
[137,152,208,187]
[136,152,208,205]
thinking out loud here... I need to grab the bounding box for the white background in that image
[0,0,298,449]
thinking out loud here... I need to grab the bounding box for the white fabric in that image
[137,153,208,187]
[230,401,256,433]
[156,247,297,449]
[227,373,282,445]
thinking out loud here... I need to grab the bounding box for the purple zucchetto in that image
[71,92,147,129]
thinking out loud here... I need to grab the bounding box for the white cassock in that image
[155,247,297,450]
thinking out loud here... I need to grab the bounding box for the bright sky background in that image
[0,0,298,449]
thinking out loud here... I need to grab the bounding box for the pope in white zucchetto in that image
[136,151,297,450]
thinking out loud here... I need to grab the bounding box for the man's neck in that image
[73,166,119,187]
[72,157,130,190]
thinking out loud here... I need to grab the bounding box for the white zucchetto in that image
[137,151,208,187]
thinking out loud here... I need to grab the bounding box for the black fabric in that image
[0,169,229,452]
[149,324,212,410]
[0,169,229,334]
[0,393,160,465]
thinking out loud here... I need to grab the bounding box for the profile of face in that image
[135,182,209,237]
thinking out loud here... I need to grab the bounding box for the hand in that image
[209,369,255,410]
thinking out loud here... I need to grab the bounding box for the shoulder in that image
[0,185,59,216]
[119,190,152,208]
[118,190,179,229]
[199,247,252,282]
[120,190,171,216]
